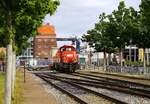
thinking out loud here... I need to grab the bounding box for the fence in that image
[106,65,150,74]
[79,63,150,75]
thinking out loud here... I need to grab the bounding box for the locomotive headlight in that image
[66,54,73,57]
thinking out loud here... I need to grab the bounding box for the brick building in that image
[33,24,57,59]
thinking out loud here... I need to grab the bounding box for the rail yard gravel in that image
[32,74,77,104]
[53,80,112,104]
[82,71,150,85]
[45,72,150,104]
[81,85,150,104]
[32,73,113,104]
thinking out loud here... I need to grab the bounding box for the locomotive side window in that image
[60,48,65,52]
[66,48,72,51]
[60,47,75,52]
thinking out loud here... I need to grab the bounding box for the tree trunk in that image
[134,48,136,62]
[143,48,146,74]
[5,10,13,104]
[5,44,12,104]
[146,49,149,66]
[129,45,132,65]
[96,52,99,66]
[107,53,111,66]
[103,51,106,71]
[11,52,16,98]
[120,48,123,72]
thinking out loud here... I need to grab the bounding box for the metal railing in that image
[106,65,150,74]
[79,64,150,75]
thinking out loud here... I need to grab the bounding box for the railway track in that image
[90,71,150,80]
[44,72,150,98]
[43,73,150,99]
[73,72,150,89]
[71,73,150,97]
[35,73,127,104]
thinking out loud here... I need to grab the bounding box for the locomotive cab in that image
[53,45,79,72]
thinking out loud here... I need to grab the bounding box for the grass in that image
[12,70,24,104]
[0,70,24,104]
[0,73,5,104]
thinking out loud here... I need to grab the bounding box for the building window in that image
[24,52,27,56]
[44,39,47,42]
[44,52,48,55]
[38,39,42,42]
[50,39,55,42]
[38,45,41,48]
[44,45,49,49]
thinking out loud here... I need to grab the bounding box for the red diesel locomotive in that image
[52,45,80,72]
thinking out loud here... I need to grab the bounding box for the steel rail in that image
[38,73,127,104]
[90,71,150,80]
[36,74,87,104]
[47,73,150,93]
[71,73,150,93]
[75,72,150,88]
[44,73,150,98]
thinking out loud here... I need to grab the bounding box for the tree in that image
[140,0,150,32]
[0,0,60,104]
[104,1,140,70]
[82,13,116,70]
[138,0,150,72]
[82,1,140,71]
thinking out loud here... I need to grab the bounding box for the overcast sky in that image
[44,0,140,38]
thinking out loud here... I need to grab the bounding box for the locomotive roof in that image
[60,45,75,49]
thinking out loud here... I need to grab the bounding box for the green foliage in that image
[12,71,23,104]
[137,0,150,48]
[0,0,60,54]
[82,13,116,53]
[140,0,150,31]
[125,60,143,66]
[82,1,140,53]
[0,73,5,104]
[106,1,140,48]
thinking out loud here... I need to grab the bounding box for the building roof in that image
[37,23,56,36]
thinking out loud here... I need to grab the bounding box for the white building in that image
[17,37,36,66]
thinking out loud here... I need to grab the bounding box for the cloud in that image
[43,0,140,37]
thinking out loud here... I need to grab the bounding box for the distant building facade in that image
[33,23,57,59]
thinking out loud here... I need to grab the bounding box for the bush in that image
[125,60,143,66]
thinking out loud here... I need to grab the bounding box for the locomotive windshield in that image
[60,47,75,52]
